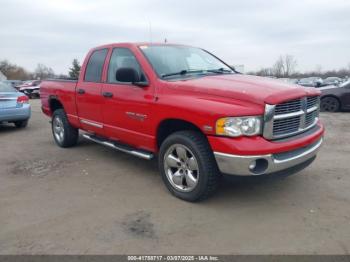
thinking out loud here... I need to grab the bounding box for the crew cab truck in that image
[41,43,324,202]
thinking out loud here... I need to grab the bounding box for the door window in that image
[84,49,108,82]
[107,48,145,83]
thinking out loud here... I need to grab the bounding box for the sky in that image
[0,0,349,75]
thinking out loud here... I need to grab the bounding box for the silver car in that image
[0,82,31,128]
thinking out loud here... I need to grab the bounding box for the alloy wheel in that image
[163,144,199,192]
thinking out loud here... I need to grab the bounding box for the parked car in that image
[40,43,324,202]
[278,78,299,84]
[17,80,42,98]
[298,77,323,87]
[322,77,342,86]
[0,82,31,128]
[320,80,350,112]
[2,80,23,89]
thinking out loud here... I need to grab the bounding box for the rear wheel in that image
[320,97,340,112]
[52,109,79,148]
[159,131,220,202]
[14,120,28,128]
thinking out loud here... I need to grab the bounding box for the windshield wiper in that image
[161,69,204,78]
[207,68,233,74]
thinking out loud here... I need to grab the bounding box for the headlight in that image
[216,116,262,137]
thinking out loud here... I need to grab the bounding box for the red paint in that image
[40,43,324,154]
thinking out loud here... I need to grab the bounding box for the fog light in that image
[249,161,257,171]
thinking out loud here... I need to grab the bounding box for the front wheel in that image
[159,131,220,202]
[52,109,79,148]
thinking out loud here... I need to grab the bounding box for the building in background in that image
[0,70,7,81]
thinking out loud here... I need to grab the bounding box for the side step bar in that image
[82,133,154,160]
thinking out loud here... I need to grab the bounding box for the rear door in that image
[76,48,108,135]
[101,47,155,150]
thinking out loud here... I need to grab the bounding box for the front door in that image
[102,47,155,150]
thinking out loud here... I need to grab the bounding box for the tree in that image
[255,67,274,77]
[68,59,81,79]
[272,55,297,77]
[0,60,31,80]
[272,56,285,77]
[34,63,54,80]
[284,55,297,77]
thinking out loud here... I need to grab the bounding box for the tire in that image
[14,120,28,128]
[320,97,340,112]
[159,130,220,202]
[52,109,79,148]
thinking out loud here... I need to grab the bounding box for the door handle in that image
[77,88,85,94]
[102,92,113,98]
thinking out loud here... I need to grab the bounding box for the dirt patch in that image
[9,159,66,177]
[122,211,156,239]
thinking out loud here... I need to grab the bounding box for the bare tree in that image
[255,67,274,77]
[272,56,285,77]
[34,63,54,80]
[272,55,297,77]
[284,55,297,77]
[0,60,31,80]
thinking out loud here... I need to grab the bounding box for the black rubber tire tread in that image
[320,96,340,112]
[159,130,220,202]
[52,109,79,148]
[14,120,28,128]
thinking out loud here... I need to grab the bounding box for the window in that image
[84,48,108,82]
[0,82,16,92]
[107,48,145,83]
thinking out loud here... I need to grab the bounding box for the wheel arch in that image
[48,96,64,114]
[156,118,206,149]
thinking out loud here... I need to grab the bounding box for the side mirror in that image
[116,67,140,83]
[115,68,148,87]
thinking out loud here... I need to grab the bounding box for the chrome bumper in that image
[214,138,323,176]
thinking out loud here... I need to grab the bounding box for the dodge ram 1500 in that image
[41,43,324,201]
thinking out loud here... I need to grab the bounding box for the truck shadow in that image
[77,137,307,203]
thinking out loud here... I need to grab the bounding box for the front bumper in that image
[214,137,323,176]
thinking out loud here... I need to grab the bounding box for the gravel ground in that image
[0,99,349,255]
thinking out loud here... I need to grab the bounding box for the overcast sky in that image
[0,0,349,74]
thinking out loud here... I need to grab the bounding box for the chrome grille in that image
[307,96,319,109]
[273,115,301,136]
[305,110,318,127]
[263,96,320,140]
[275,99,301,115]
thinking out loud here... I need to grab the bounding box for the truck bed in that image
[40,79,78,117]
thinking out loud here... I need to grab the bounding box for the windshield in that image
[140,45,233,79]
[339,80,350,88]
[0,82,17,92]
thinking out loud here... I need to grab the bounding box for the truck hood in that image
[168,74,320,106]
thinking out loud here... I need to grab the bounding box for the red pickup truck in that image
[41,43,324,201]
